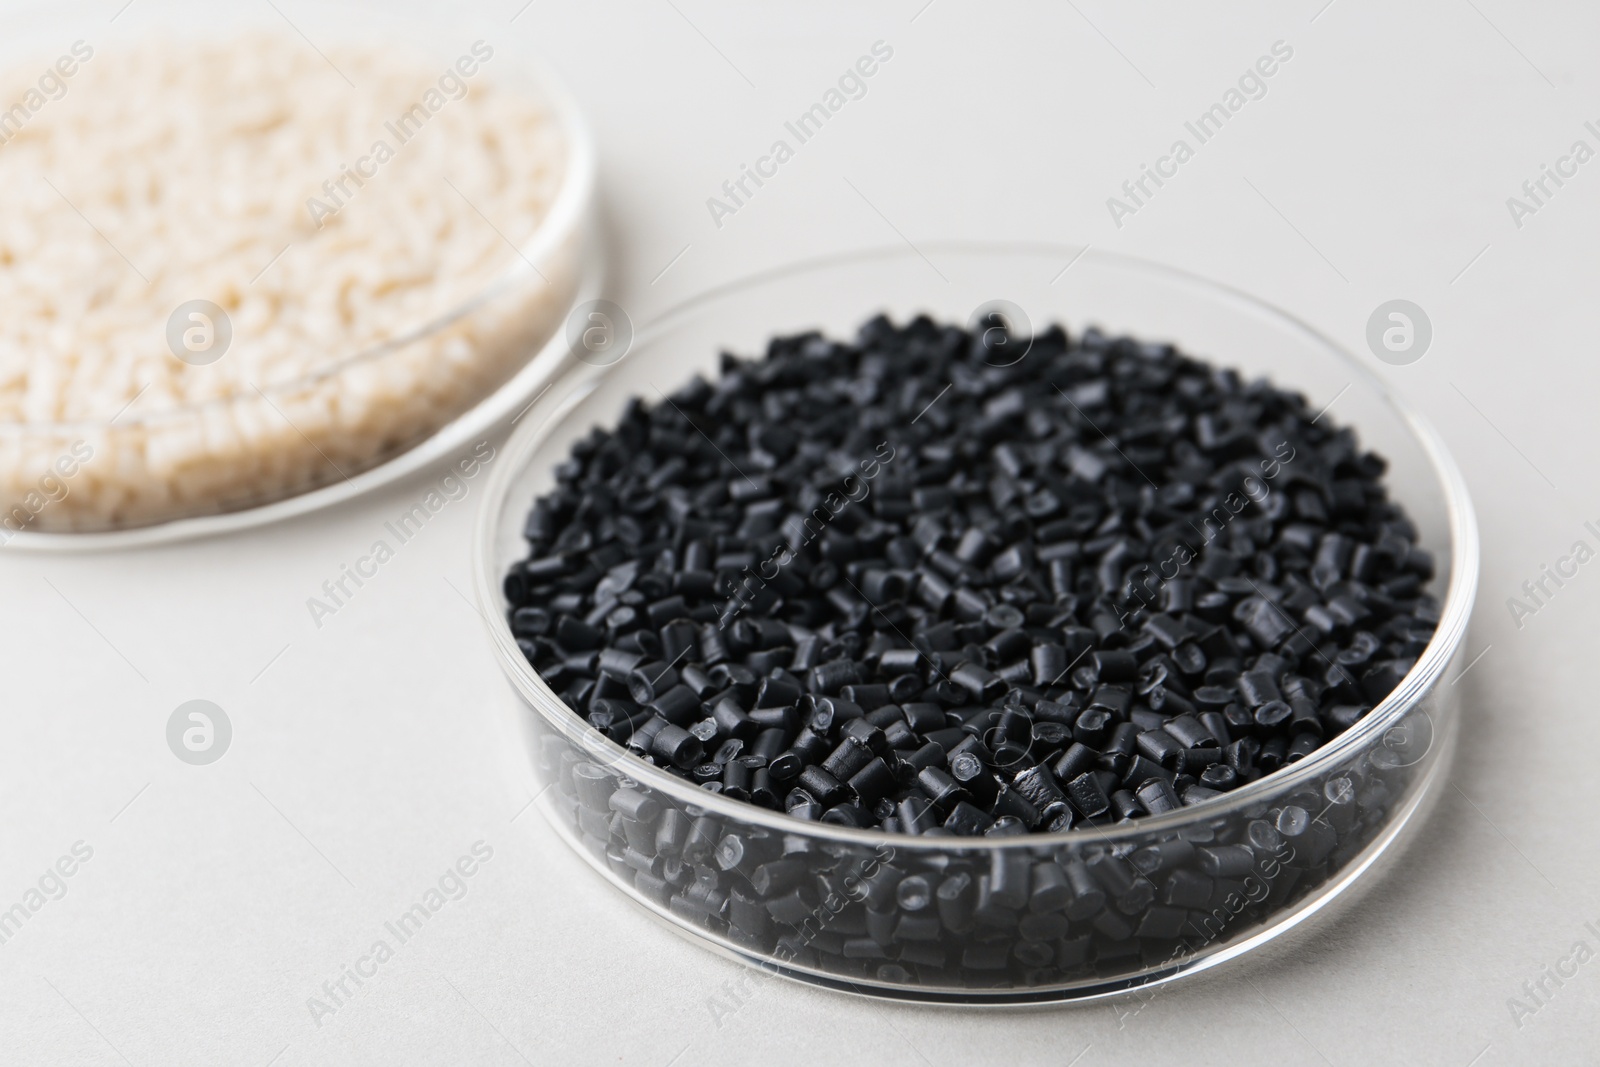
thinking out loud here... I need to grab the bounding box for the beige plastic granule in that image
[0,34,577,533]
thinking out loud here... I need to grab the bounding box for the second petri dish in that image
[0,7,599,547]
[475,243,1478,1003]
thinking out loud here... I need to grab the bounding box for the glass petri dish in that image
[473,243,1478,1003]
[0,2,599,547]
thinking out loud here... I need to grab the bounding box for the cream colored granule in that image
[0,34,575,533]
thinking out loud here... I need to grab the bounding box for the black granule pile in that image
[504,315,1441,836]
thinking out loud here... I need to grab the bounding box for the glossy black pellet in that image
[821,737,874,781]
[1197,844,1257,878]
[922,726,967,753]
[1065,771,1111,819]
[991,786,1042,828]
[916,766,969,813]
[947,582,990,627]
[902,741,946,773]
[1288,697,1323,737]
[651,808,688,857]
[1051,743,1098,783]
[848,758,897,805]
[897,796,939,835]
[1091,650,1138,683]
[1136,729,1186,773]
[950,662,1005,703]
[1089,685,1132,718]
[802,697,854,735]
[943,801,995,836]
[844,684,894,711]
[1109,789,1143,820]
[607,788,661,825]
[797,765,847,807]
[747,706,800,739]
[1136,777,1181,815]
[681,814,720,862]
[1115,878,1157,916]
[571,763,614,813]
[1072,708,1113,748]
[1164,714,1217,751]
[770,729,827,781]
[881,719,917,750]
[1124,703,1163,736]
[899,702,944,735]
[589,701,651,743]
[1197,710,1232,746]
[839,717,888,754]
[1236,670,1282,707]
[649,724,702,769]
[1130,839,1196,878]
[1122,754,1172,791]
[711,698,756,742]
[785,798,821,821]
[810,660,860,695]
[948,751,998,807]
[720,758,753,800]
[935,872,976,933]
[820,804,874,828]
[1286,732,1321,763]
[649,686,700,726]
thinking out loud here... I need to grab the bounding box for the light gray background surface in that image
[2,1,1596,1064]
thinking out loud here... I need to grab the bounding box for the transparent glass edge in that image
[532,725,1453,1000]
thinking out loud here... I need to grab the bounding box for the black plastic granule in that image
[505,314,1440,836]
